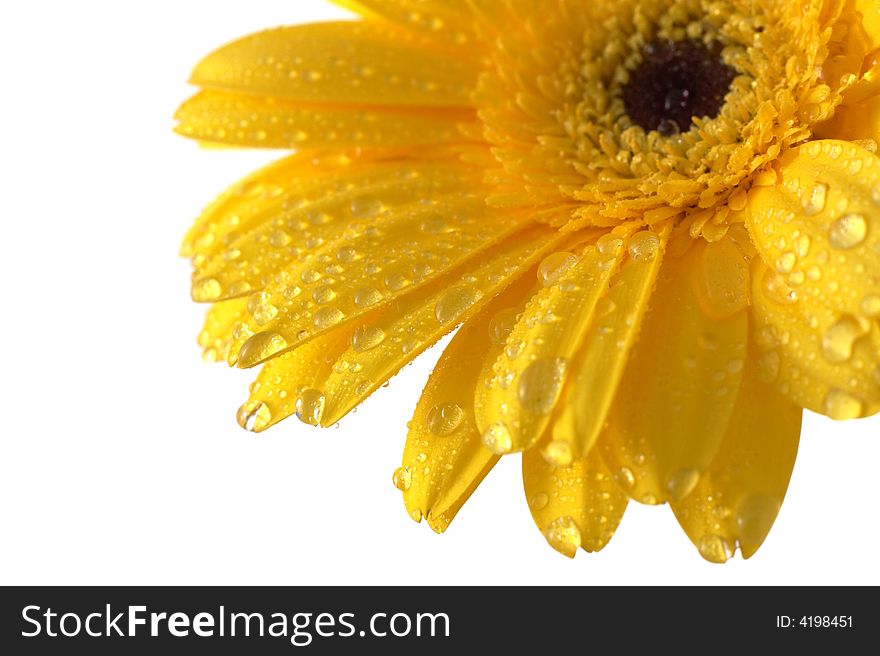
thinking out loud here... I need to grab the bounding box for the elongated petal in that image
[192,159,490,305]
[474,236,622,456]
[598,236,749,505]
[857,0,880,47]
[197,298,248,362]
[230,192,529,369]
[316,225,565,426]
[235,328,357,432]
[400,275,537,532]
[671,352,802,562]
[751,259,880,418]
[552,225,671,459]
[330,0,481,50]
[190,22,476,107]
[522,446,628,558]
[744,140,880,321]
[176,90,477,150]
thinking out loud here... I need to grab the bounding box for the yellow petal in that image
[598,235,749,505]
[552,225,671,459]
[744,140,880,321]
[197,298,248,362]
[751,259,880,418]
[190,22,476,107]
[230,190,530,369]
[192,157,485,304]
[474,234,622,456]
[522,446,628,558]
[671,351,802,562]
[316,225,565,426]
[400,275,537,531]
[330,0,480,50]
[175,90,477,149]
[236,329,356,432]
[857,0,880,47]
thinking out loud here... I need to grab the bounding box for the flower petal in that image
[744,140,880,321]
[598,236,749,505]
[857,0,880,47]
[192,156,487,305]
[473,235,623,456]
[751,259,880,418]
[522,446,628,558]
[671,351,802,562]
[229,195,532,369]
[329,0,480,50]
[552,225,671,459]
[400,275,537,532]
[197,298,248,363]
[189,22,476,107]
[175,90,477,150]
[316,225,565,426]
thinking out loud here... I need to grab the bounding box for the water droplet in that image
[353,285,383,308]
[392,466,412,491]
[538,252,579,287]
[410,508,423,522]
[489,308,520,345]
[295,388,325,426]
[802,182,827,216]
[238,331,288,366]
[247,292,279,325]
[237,401,272,432]
[627,230,661,262]
[481,422,513,454]
[517,357,567,414]
[312,285,337,304]
[336,246,358,262]
[823,388,863,420]
[821,315,868,363]
[314,306,345,328]
[597,234,624,257]
[697,534,732,563]
[617,466,636,489]
[192,277,223,302]
[544,516,581,558]
[666,468,700,501]
[350,196,384,218]
[435,286,480,324]
[351,325,386,353]
[734,493,780,547]
[828,213,867,249]
[542,439,573,467]
[775,251,797,274]
[425,402,464,436]
[762,269,798,304]
[529,492,549,511]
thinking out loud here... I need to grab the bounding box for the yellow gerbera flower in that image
[175,0,880,562]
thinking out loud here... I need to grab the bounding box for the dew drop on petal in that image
[802,182,827,216]
[666,468,700,501]
[529,492,549,510]
[542,439,573,467]
[481,422,513,454]
[544,516,581,558]
[489,308,520,345]
[734,493,780,547]
[697,534,733,563]
[820,315,868,363]
[295,388,325,426]
[828,213,867,249]
[350,325,386,353]
[350,196,384,218]
[192,277,223,302]
[314,306,345,329]
[237,401,272,432]
[353,285,384,308]
[435,286,480,324]
[238,331,288,366]
[823,388,863,420]
[627,230,661,262]
[425,402,465,436]
[860,295,880,317]
[517,358,567,414]
[392,466,412,491]
[538,251,579,287]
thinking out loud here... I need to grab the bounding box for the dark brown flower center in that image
[622,39,737,136]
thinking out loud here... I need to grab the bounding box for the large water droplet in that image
[425,402,465,436]
[802,182,827,216]
[351,325,386,352]
[542,439,573,467]
[828,213,867,249]
[350,196,384,218]
[237,401,272,432]
[192,277,223,302]
[823,388,863,420]
[860,295,880,317]
[435,286,480,324]
[820,315,868,363]
[697,533,732,563]
[392,466,412,491]
[517,358,567,414]
[295,388,325,426]
[529,492,549,510]
[238,331,288,366]
[353,285,384,308]
[489,308,520,345]
[538,252,578,287]
[627,230,661,262]
[314,306,345,329]
[762,269,798,305]
[734,492,780,548]
[481,422,513,454]
[666,468,700,501]
[544,516,582,558]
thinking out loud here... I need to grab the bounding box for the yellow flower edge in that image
[176,0,880,562]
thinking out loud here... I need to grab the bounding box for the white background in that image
[1,0,877,585]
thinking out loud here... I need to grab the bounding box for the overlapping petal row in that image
[177,0,880,561]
